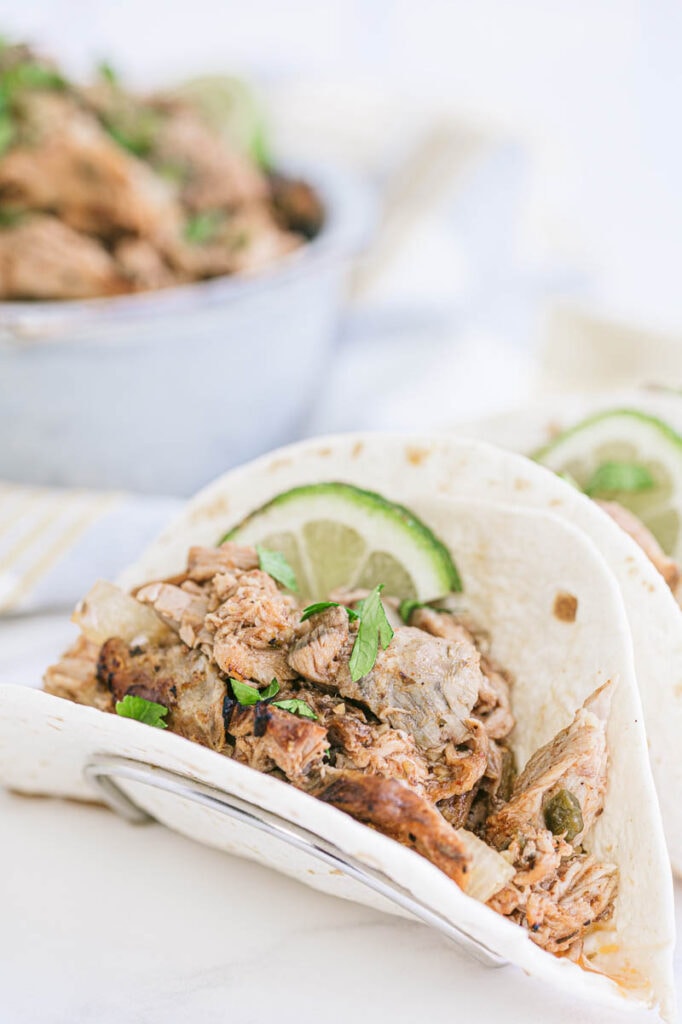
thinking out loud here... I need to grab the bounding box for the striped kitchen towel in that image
[0,481,179,615]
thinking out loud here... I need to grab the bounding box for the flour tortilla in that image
[0,436,675,1017]
[456,394,682,875]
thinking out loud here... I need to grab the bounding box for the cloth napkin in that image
[0,483,178,615]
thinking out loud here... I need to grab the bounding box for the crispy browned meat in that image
[486,682,612,850]
[97,637,226,750]
[44,635,113,711]
[270,173,325,239]
[315,772,471,887]
[225,701,329,783]
[597,500,681,595]
[0,214,127,299]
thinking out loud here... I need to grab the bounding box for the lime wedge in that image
[535,409,682,558]
[223,482,461,603]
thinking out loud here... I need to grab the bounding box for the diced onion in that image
[72,580,170,645]
[455,828,515,902]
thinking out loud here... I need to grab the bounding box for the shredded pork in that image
[0,44,323,300]
[44,537,618,960]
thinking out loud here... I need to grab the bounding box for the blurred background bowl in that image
[0,162,371,495]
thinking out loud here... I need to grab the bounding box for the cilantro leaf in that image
[256,544,298,591]
[584,461,655,497]
[115,694,168,729]
[399,598,424,623]
[184,209,224,245]
[349,584,394,682]
[230,678,263,705]
[97,60,118,86]
[300,601,359,623]
[260,678,280,700]
[272,698,318,720]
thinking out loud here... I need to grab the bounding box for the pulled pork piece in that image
[597,500,681,596]
[97,637,226,750]
[484,682,617,955]
[410,607,514,741]
[289,686,432,793]
[0,214,127,299]
[114,237,179,291]
[151,103,269,211]
[225,700,328,784]
[488,847,618,955]
[206,569,299,685]
[187,543,259,580]
[137,562,299,686]
[315,771,471,887]
[290,610,484,758]
[44,635,113,712]
[289,605,356,687]
[342,627,483,758]
[486,682,612,850]
[0,91,181,244]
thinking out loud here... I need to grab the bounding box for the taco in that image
[458,393,682,874]
[0,435,674,1018]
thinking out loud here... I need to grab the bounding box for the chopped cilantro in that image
[115,694,168,729]
[348,584,394,682]
[300,601,359,623]
[272,698,317,720]
[584,461,655,497]
[256,544,298,591]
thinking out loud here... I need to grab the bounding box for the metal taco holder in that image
[85,754,507,969]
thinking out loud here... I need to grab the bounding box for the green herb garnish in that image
[349,584,394,682]
[271,698,317,720]
[0,113,14,155]
[256,544,298,591]
[115,694,168,729]
[184,209,224,245]
[398,598,424,623]
[97,61,118,86]
[300,601,359,623]
[584,461,655,497]
[230,678,266,705]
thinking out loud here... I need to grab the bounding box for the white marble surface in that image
[1,615,681,1023]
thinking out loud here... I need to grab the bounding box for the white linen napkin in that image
[0,483,178,614]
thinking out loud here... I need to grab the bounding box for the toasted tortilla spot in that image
[405,445,431,467]
[267,457,293,472]
[553,591,578,622]
[513,478,531,490]
[189,495,231,524]
[351,441,364,458]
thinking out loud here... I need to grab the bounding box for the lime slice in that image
[535,409,682,558]
[223,482,461,603]
[173,75,270,168]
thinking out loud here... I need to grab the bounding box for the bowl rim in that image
[0,161,372,346]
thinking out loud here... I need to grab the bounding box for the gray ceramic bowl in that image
[0,164,370,495]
